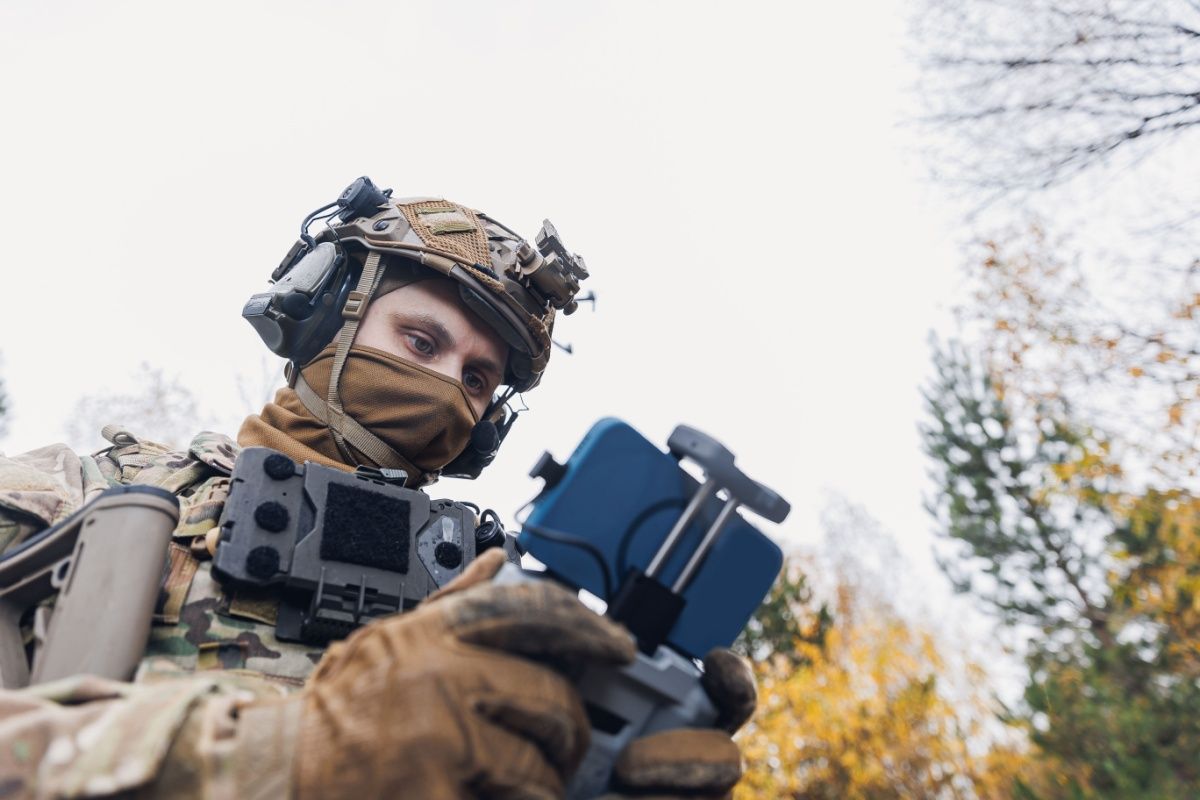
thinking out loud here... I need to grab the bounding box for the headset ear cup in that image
[243,242,356,365]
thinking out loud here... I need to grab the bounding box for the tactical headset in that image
[242,177,590,481]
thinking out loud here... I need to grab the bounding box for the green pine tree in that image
[921,339,1113,647]
[922,340,1200,798]
[734,560,830,666]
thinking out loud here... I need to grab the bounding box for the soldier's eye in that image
[407,334,435,356]
[463,371,484,393]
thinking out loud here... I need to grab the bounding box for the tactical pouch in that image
[213,448,510,644]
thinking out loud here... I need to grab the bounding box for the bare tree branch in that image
[918,0,1200,192]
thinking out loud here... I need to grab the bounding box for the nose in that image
[428,352,466,386]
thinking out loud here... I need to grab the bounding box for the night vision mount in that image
[508,219,591,316]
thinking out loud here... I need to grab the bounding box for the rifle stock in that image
[0,485,179,688]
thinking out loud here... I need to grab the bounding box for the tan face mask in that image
[239,344,479,482]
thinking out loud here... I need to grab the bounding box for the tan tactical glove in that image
[600,648,757,800]
[290,549,635,800]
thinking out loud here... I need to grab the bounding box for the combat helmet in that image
[242,177,591,479]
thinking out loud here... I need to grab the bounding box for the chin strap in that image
[290,371,431,482]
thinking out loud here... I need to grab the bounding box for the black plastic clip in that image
[354,466,409,486]
[293,566,402,643]
[607,568,686,655]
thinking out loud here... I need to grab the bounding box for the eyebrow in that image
[396,312,505,382]
[403,312,455,351]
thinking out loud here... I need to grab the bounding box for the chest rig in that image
[213,447,515,644]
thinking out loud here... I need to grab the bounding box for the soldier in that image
[0,181,755,799]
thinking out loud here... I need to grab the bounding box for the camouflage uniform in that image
[0,427,317,798]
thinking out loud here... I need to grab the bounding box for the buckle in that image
[342,291,367,320]
[355,466,410,486]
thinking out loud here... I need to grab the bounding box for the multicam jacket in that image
[0,427,319,797]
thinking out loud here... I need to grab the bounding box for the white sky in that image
[0,1,964,591]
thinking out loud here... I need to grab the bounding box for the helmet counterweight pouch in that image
[242,242,356,365]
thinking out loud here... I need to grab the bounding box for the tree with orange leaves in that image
[923,229,1200,797]
[736,504,1027,799]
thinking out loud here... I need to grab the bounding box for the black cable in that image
[519,521,613,600]
[299,201,339,249]
[616,497,688,576]
[476,212,524,241]
[482,388,519,440]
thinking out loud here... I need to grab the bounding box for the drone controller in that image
[499,418,788,798]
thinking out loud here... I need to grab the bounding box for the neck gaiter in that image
[238,344,479,482]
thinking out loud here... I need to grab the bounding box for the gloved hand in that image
[290,549,636,800]
[600,648,757,800]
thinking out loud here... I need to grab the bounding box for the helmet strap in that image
[322,251,410,470]
[291,370,428,482]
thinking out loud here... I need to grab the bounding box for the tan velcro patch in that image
[418,209,476,235]
[399,200,491,267]
[227,587,281,626]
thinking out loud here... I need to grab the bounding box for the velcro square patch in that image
[418,210,476,235]
[320,482,410,573]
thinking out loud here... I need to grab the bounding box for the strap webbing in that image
[327,252,384,463]
[293,373,419,477]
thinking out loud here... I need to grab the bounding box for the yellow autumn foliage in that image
[736,603,1027,799]
[960,226,1200,487]
[1110,490,1200,675]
